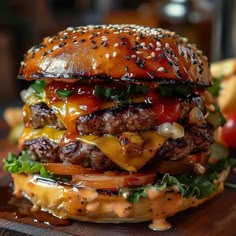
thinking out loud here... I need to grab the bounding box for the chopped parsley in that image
[157,84,194,97]
[30,80,46,98]
[94,84,148,103]
[208,76,223,98]
[56,89,74,99]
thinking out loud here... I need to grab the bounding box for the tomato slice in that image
[43,163,96,175]
[71,172,157,189]
[221,112,236,148]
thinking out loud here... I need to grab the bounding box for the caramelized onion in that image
[158,122,184,139]
[189,107,205,126]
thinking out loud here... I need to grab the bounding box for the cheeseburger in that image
[3,25,231,231]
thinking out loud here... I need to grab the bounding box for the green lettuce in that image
[3,151,51,178]
[119,158,234,202]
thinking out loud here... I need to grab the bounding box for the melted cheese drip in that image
[77,132,165,172]
[19,126,65,148]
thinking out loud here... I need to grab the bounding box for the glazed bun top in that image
[18,24,212,86]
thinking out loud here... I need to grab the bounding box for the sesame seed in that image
[182,37,188,43]
[59,42,66,47]
[196,50,203,55]
[146,56,152,59]
[114,43,119,48]
[151,52,155,57]
[66,27,74,31]
[140,42,145,47]
[155,48,161,51]
[53,45,59,50]
[101,36,108,41]
[156,41,161,47]
[165,43,170,48]
[105,53,110,59]
[157,67,165,72]
[113,52,117,57]
[136,51,143,54]
[48,38,53,43]
[131,54,137,58]
[149,43,154,48]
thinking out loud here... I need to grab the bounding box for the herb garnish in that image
[94,84,148,103]
[56,89,74,99]
[213,102,227,127]
[30,80,46,98]
[158,84,194,97]
[208,76,223,98]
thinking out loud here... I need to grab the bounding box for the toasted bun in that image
[18,25,211,86]
[12,169,229,230]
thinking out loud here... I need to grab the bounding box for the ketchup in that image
[46,81,102,112]
[145,90,181,125]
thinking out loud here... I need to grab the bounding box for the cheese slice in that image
[77,132,165,172]
[19,126,65,148]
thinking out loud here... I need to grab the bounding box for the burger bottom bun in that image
[12,169,229,231]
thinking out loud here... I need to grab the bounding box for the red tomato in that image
[221,112,236,148]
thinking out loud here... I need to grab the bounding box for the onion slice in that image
[72,172,157,189]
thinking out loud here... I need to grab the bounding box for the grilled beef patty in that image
[28,94,204,135]
[24,123,214,171]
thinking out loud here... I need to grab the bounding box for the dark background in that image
[0,0,235,105]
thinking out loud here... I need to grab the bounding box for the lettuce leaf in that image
[3,151,51,178]
[120,158,234,202]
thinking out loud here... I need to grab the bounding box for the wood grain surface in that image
[0,136,235,236]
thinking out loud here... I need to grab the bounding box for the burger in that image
[3,25,231,231]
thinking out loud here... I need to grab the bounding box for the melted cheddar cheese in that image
[20,126,165,172]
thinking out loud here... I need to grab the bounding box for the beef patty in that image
[24,123,214,171]
[28,94,204,135]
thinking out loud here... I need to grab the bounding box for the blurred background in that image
[0,0,235,104]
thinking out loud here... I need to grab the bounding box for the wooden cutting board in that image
[0,138,235,236]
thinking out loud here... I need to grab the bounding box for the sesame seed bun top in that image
[18,24,211,86]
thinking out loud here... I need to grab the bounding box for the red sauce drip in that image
[46,81,102,112]
[145,90,181,125]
